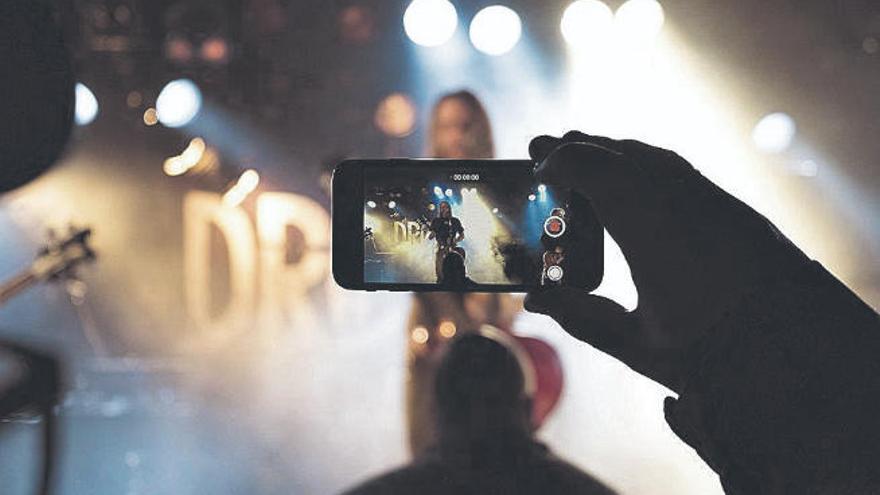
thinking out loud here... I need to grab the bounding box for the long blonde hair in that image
[428,90,495,159]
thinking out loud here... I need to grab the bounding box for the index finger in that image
[536,142,666,263]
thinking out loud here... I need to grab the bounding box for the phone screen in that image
[361,161,594,289]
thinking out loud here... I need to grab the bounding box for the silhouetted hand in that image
[524,132,809,392]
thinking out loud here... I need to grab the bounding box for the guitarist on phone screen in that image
[427,201,465,283]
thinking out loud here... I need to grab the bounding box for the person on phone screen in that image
[428,200,465,283]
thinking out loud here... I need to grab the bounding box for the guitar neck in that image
[0,269,39,307]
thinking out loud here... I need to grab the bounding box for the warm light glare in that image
[75,83,99,126]
[156,79,202,128]
[403,0,458,47]
[561,0,614,47]
[615,0,665,40]
[438,321,457,338]
[143,107,158,126]
[163,137,207,176]
[411,326,430,344]
[469,5,522,56]
[752,112,796,153]
[223,169,261,207]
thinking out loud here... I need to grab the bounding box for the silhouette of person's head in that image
[440,252,468,287]
[434,333,532,440]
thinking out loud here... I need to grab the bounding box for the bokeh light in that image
[469,5,522,56]
[752,112,796,153]
[403,0,458,47]
[561,0,614,47]
[75,83,99,126]
[156,79,202,128]
[615,0,665,41]
[374,93,417,137]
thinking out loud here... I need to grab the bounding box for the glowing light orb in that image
[615,0,665,41]
[403,0,458,47]
[469,5,522,56]
[752,112,796,153]
[75,83,99,126]
[156,79,202,128]
[561,0,614,47]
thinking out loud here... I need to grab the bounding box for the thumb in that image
[524,287,639,357]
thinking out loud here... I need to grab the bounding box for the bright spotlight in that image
[367,200,377,208]
[561,0,613,47]
[752,112,796,153]
[528,193,537,201]
[469,5,522,56]
[434,186,444,197]
[537,184,547,192]
[403,0,458,47]
[388,200,397,209]
[156,79,202,128]
[445,188,453,197]
[74,83,99,126]
[615,0,665,40]
[492,207,499,214]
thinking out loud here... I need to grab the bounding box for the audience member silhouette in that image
[343,331,617,495]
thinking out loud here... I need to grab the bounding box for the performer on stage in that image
[404,91,560,458]
[427,201,465,283]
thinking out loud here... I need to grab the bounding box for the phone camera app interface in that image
[363,164,588,288]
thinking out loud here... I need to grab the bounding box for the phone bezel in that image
[332,158,602,292]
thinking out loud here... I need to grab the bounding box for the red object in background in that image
[514,336,564,430]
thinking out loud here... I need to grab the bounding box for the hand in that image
[524,132,809,392]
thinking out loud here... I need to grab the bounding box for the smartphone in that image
[333,159,603,292]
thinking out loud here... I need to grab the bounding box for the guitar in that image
[0,227,95,307]
[414,215,466,260]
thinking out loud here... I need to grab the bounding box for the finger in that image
[528,135,562,164]
[536,142,664,258]
[561,131,696,184]
[524,287,638,358]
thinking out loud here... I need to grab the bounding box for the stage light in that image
[752,112,796,153]
[403,0,458,47]
[538,184,546,192]
[434,186,444,197]
[388,200,397,209]
[156,79,202,128]
[561,0,613,47]
[126,91,143,108]
[445,188,453,197]
[615,0,665,41]
[469,5,522,56]
[528,193,537,201]
[428,203,436,211]
[74,83,99,126]
[366,200,377,208]
[223,169,260,207]
[492,207,499,214]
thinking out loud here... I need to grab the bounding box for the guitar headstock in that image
[31,226,96,282]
